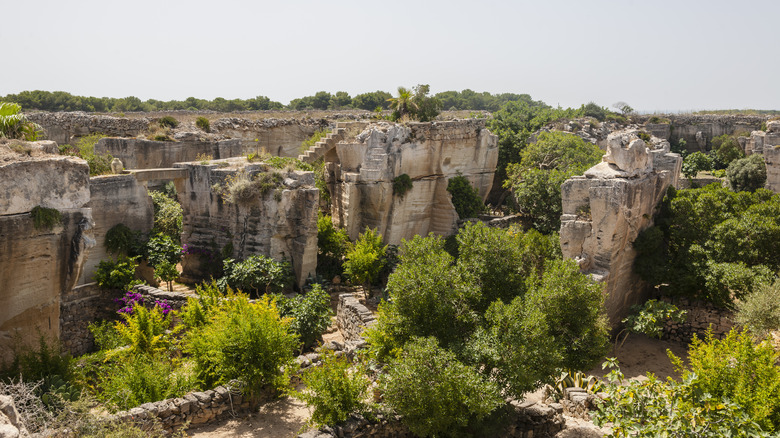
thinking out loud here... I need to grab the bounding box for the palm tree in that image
[0,102,42,140]
[387,87,419,120]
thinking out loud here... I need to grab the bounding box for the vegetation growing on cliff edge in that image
[58,133,113,176]
[447,174,485,219]
[0,102,42,140]
[30,206,61,231]
[388,84,442,122]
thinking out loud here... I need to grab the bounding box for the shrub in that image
[195,116,210,132]
[264,156,314,171]
[712,134,745,168]
[301,128,330,152]
[220,254,294,295]
[158,116,179,129]
[296,350,369,426]
[681,151,712,179]
[144,233,181,268]
[149,190,182,243]
[93,256,141,291]
[275,284,334,351]
[1,336,72,383]
[593,360,771,437]
[114,303,172,356]
[343,228,387,290]
[582,102,607,121]
[219,170,284,205]
[669,330,780,431]
[185,294,299,396]
[382,337,503,437]
[392,173,413,198]
[736,279,780,339]
[316,214,349,280]
[447,174,484,219]
[728,154,767,192]
[99,353,195,411]
[88,320,124,351]
[0,102,42,140]
[621,300,686,339]
[30,206,61,231]
[62,133,113,176]
[104,223,145,256]
[155,260,179,292]
[180,280,224,330]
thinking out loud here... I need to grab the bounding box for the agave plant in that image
[0,102,42,140]
[545,370,604,401]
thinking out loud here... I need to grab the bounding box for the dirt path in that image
[187,396,312,438]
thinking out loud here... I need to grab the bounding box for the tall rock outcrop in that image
[175,159,318,287]
[560,131,681,327]
[0,145,94,362]
[745,121,780,193]
[326,120,498,245]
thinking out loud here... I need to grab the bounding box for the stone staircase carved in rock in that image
[298,122,368,163]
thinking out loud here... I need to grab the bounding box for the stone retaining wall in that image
[133,284,194,310]
[661,298,734,342]
[60,283,122,356]
[28,112,150,145]
[113,385,251,433]
[336,294,376,341]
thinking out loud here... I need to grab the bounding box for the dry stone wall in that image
[176,160,318,287]
[28,112,150,145]
[328,120,498,244]
[336,293,376,341]
[560,131,681,326]
[60,283,122,356]
[96,137,244,170]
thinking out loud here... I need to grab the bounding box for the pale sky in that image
[3,0,778,112]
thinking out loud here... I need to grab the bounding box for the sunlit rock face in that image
[560,130,681,327]
[327,120,498,245]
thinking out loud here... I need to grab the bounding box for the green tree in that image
[351,91,392,111]
[343,228,387,294]
[387,86,417,120]
[387,84,441,122]
[727,154,766,192]
[505,131,603,233]
[712,134,745,168]
[330,91,352,109]
[446,174,485,219]
[681,151,713,179]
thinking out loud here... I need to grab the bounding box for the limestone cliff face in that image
[746,121,780,193]
[560,131,681,327]
[96,137,244,170]
[78,175,155,285]
[0,148,94,362]
[175,160,318,288]
[327,120,498,245]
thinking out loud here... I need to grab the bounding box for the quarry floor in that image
[186,289,688,437]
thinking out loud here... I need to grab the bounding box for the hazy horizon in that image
[4,0,778,113]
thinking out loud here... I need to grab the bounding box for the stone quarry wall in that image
[560,131,681,327]
[328,120,498,245]
[635,114,769,152]
[78,174,155,285]
[212,117,329,157]
[0,151,94,361]
[745,121,780,193]
[176,160,318,287]
[28,112,150,145]
[96,137,244,170]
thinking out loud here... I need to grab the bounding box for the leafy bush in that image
[275,284,333,351]
[0,102,42,140]
[727,154,767,192]
[582,102,608,121]
[93,256,141,291]
[149,190,182,243]
[300,128,330,152]
[316,214,349,280]
[504,131,601,233]
[593,360,771,437]
[99,353,194,411]
[296,350,369,426]
[343,228,387,289]
[736,280,780,338]
[712,134,745,168]
[179,280,224,330]
[447,174,484,219]
[30,206,61,231]
[195,116,210,132]
[158,116,179,129]
[104,223,145,256]
[60,133,113,176]
[144,233,180,268]
[669,330,780,431]
[388,84,442,122]
[87,320,124,351]
[218,170,284,205]
[115,303,172,356]
[220,254,294,295]
[681,151,712,179]
[382,337,503,437]
[185,294,299,396]
[621,300,686,339]
[1,336,72,383]
[392,173,413,198]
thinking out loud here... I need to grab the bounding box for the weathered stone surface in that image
[0,155,90,215]
[176,160,318,287]
[27,112,150,145]
[60,282,122,356]
[0,395,26,438]
[214,117,329,157]
[764,145,780,193]
[328,120,498,244]
[96,137,244,170]
[336,293,376,341]
[79,174,154,284]
[560,130,681,326]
